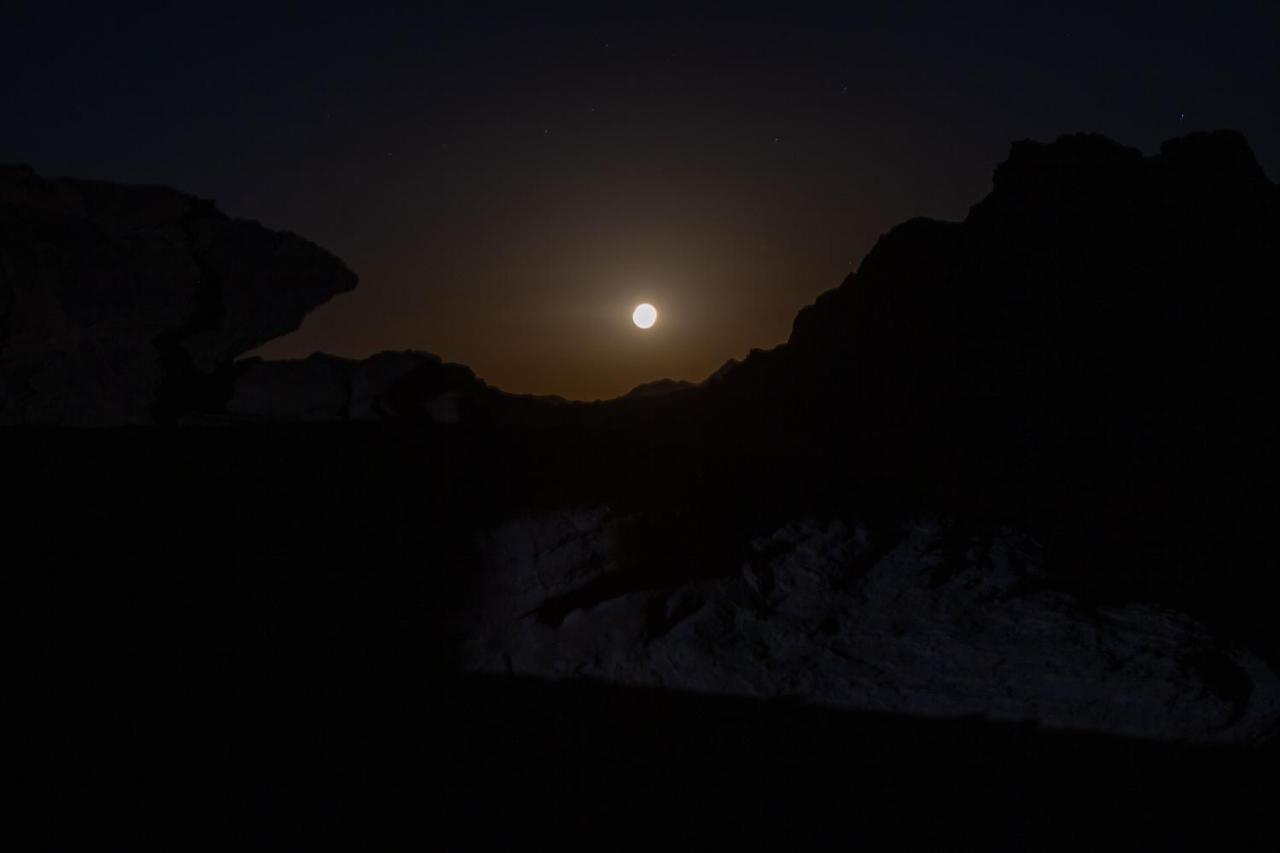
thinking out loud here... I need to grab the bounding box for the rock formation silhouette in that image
[0,164,354,425]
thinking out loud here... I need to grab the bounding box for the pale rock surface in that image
[459,512,1280,743]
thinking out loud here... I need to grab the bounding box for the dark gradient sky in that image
[4,2,1278,399]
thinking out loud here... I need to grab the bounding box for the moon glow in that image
[632,303,657,329]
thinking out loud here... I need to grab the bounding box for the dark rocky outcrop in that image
[714,130,1279,439]
[0,164,355,425]
[227,350,485,423]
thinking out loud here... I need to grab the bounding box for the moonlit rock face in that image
[632,303,657,329]
[460,514,1280,743]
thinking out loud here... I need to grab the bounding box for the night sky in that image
[4,2,1277,400]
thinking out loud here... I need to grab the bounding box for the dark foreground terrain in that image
[27,425,1276,848]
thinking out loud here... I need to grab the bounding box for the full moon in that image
[632,303,658,329]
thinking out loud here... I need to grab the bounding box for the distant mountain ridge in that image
[624,378,698,398]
